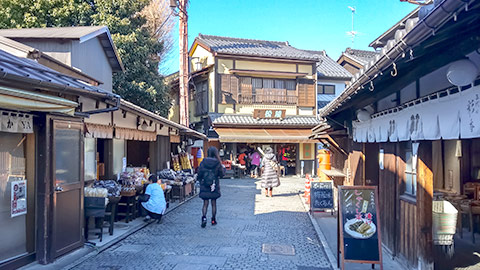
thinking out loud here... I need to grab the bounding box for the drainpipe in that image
[74,93,121,118]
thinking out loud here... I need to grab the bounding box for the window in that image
[195,80,208,115]
[318,84,335,95]
[404,142,419,196]
[237,77,298,104]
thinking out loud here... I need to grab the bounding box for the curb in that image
[20,193,199,270]
[297,193,339,270]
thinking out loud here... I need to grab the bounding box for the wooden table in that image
[116,195,136,223]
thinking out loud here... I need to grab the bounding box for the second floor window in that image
[318,84,335,95]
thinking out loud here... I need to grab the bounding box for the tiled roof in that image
[342,48,379,65]
[0,48,112,97]
[196,34,319,61]
[210,113,321,127]
[305,50,352,79]
[0,26,124,71]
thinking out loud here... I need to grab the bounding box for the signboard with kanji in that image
[338,186,382,269]
[310,181,334,211]
[253,109,286,119]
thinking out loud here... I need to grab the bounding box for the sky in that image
[160,0,417,75]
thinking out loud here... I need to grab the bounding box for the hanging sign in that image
[338,186,382,269]
[11,177,27,217]
[310,181,334,212]
[1,111,33,133]
[253,109,286,119]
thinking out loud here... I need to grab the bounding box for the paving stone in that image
[262,244,295,255]
[70,177,332,270]
[162,255,227,266]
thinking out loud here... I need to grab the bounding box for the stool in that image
[117,195,136,223]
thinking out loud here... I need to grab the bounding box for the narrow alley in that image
[69,177,332,270]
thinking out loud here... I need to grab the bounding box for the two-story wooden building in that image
[169,34,350,175]
[312,0,480,268]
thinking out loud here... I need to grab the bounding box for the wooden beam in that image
[417,141,434,269]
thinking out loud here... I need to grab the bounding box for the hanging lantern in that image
[446,59,478,87]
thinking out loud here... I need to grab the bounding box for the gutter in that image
[0,71,121,116]
[320,0,473,117]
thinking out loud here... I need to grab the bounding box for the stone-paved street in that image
[71,177,332,270]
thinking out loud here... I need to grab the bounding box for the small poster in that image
[11,179,27,217]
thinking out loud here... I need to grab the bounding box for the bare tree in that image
[141,0,175,68]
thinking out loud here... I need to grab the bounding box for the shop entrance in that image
[51,119,84,258]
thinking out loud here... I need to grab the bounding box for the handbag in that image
[138,194,150,203]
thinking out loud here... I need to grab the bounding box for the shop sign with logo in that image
[253,109,286,119]
[1,111,33,133]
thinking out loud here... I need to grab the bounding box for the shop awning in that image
[115,127,156,141]
[322,168,346,178]
[214,127,317,143]
[85,123,113,139]
[0,86,78,115]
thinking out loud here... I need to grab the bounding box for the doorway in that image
[51,119,84,258]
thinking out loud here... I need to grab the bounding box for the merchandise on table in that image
[84,186,108,198]
[92,180,121,198]
[157,169,196,186]
[119,167,148,196]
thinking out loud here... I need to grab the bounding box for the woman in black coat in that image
[197,147,225,228]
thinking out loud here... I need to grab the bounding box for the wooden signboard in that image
[310,181,334,212]
[338,186,382,270]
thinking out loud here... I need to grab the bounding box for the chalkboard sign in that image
[338,186,382,269]
[310,181,334,211]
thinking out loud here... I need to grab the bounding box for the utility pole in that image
[171,0,189,127]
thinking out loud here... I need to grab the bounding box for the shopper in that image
[260,147,280,197]
[141,174,166,223]
[197,147,225,228]
[249,150,261,178]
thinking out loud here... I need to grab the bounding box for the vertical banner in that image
[11,179,27,217]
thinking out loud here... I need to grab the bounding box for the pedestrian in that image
[249,150,261,178]
[197,146,225,228]
[260,147,280,197]
[141,174,166,223]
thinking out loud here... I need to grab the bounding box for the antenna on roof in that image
[346,6,358,46]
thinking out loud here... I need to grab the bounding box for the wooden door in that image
[51,119,84,258]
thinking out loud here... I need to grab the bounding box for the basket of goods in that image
[120,186,136,196]
[158,169,177,180]
[93,180,121,204]
[84,186,108,217]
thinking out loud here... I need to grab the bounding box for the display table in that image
[171,185,185,202]
[116,195,137,223]
[84,197,106,242]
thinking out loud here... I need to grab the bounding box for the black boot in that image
[201,216,207,228]
[211,217,217,226]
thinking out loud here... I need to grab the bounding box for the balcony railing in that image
[238,88,297,105]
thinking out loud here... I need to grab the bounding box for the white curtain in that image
[352,85,480,143]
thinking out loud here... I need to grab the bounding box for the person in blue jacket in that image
[142,174,166,223]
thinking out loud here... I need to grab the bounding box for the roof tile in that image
[209,113,321,127]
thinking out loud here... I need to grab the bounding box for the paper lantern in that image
[446,59,478,87]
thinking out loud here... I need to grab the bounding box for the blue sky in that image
[160,0,416,75]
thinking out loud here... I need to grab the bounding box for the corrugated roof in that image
[210,113,321,127]
[305,50,352,79]
[0,48,111,97]
[0,26,124,72]
[195,34,319,61]
[341,48,379,65]
[0,26,105,39]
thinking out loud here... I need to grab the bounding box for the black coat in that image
[197,157,224,200]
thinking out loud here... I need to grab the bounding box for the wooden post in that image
[417,142,434,269]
